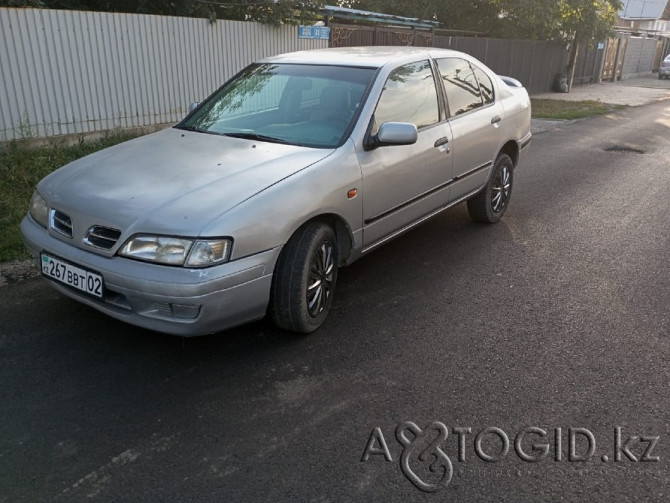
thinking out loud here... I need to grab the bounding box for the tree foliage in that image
[341,0,500,33]
[494,0,564,40]
[349,0,622,42]
[557,0,622,43]
[1,0,622,37]
[0,0,321,24]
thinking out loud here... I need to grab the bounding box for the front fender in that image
[202,139,364,263]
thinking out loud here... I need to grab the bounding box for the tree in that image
[348,0,621,43]
[494,0,564,40]
[560,0,622,44]
[2,0,622,36]
[348,0,501,34]
[340,0,427,18]
[435,0,502,34]
[558,0,622,89]
[0,0,322,24]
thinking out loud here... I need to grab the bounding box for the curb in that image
[531,118,578,134]
[0,259,39,287]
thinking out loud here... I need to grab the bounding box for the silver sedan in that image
[660,54,670,79]
[21,47,532,336]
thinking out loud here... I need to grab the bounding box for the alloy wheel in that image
[491,165,511,213]
[307,241,335,317]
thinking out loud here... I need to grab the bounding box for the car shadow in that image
[42,201,517,363]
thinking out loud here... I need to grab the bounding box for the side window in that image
[436,58,484,117]
[472,65,495,105]
[372,60,439,135]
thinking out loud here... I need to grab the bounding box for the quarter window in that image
[472,65,495,105]
[372,60,439,134]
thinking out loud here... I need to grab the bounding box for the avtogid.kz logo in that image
[361,422,660,493]
[396,421,453,493]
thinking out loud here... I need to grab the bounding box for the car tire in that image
[467,153,514,223]
[269,221,338,333]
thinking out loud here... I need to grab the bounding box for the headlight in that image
[29,191,48,228]
[119,236,193,266]
[185,239,232,267]
[119,236,232,267]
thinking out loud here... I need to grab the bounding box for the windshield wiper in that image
[175,125,202,133]
[223,132,298,146]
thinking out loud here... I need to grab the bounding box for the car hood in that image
[39,128,334,236]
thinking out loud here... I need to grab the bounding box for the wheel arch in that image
[286,213,355,268]
[498,140,520,168]
[269,216,344,333]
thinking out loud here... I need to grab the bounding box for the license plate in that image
[40,253,104,298]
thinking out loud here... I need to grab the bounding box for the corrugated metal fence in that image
[330,23,670,93]
[330,23,572,94]
[0,8,327,141]
[432,36,570,95]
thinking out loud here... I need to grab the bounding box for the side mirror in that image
[369,122,418,149]
[188,102,200,113]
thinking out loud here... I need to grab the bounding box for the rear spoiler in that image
[499,76,524,88]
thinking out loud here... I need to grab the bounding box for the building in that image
[618,0,670,36]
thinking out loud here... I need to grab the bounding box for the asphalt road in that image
[2,101,670,502]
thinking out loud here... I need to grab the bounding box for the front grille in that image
[50,209,73,238]
[84,226,122,250]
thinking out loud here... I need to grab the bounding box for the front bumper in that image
[659,67,670,76]
[21,216,281,336]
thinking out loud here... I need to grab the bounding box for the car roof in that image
[260,46,465,68]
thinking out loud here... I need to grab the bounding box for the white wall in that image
[621,36,659,77]
[0,8,328,141]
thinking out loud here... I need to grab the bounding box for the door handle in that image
[491,116,502,125]
[434,137,449,148]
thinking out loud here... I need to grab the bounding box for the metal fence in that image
[572,43,603,86]
[330,24,571,95]
[433,36,569,95]
[330,23,670,93]
[0,8,327,141]
[3,8,667,142]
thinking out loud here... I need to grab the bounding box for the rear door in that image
[435,58,504,200]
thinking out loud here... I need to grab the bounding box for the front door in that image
[357,60,453,247]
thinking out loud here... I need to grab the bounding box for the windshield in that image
[178,63,377,148]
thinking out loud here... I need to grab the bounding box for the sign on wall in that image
[299,25,331,40]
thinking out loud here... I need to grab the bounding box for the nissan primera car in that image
[21,47,531,336]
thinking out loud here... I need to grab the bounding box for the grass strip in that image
[531,98,624,120]
[0,132,139,262]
